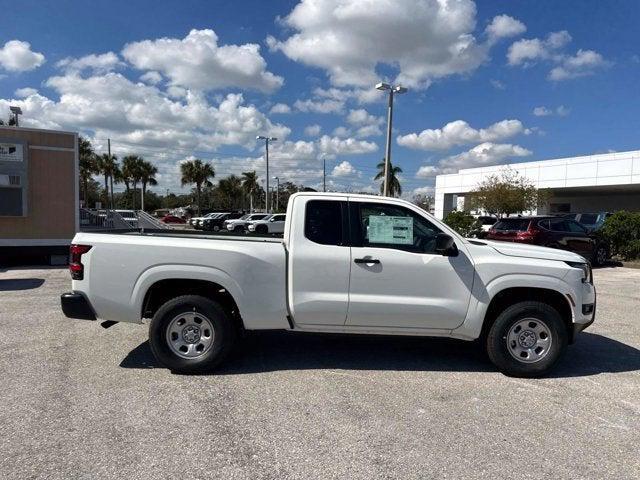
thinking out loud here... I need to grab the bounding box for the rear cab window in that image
[304,200,346,246]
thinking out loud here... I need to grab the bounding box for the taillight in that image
[69,244,92,280]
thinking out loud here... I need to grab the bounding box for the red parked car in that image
[486,216,608,266]
[160,215,186,224]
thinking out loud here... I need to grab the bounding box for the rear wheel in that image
[149,295,236,373]
[486,301,567,377]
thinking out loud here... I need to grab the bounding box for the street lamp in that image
[375,83,408,197]
[273,176,280,212]
[256,135,277,212]
[9,106,22,127]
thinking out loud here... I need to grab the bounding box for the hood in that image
[481,240,586,263]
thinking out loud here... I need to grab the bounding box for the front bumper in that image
[61,292,96,321]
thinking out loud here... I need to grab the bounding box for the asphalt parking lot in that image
[0,267,639,479]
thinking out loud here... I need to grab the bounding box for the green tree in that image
[241,171,259,212]
[468,167,548,217]
[218,175,243,210]
[139,160,158,211]
[444,211,476,237]
[180,159,215,215]
[121,155,144,209]
[412,193,433,212]
[374,159,403,197]
[97,153,119,208]
[78,136,99,207]
[601,211,640,260]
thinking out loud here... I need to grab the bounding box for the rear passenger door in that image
[287,198,351,326]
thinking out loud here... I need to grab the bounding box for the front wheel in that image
[486,301,567,377]
[256,224,268,235]
[149,295,236,373]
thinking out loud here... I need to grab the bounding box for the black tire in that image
[486,301,568,378]
[593,244,608,267]
[149,295,236,373]
[256,224,268,235]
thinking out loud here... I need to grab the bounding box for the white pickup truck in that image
[61,192,596,377]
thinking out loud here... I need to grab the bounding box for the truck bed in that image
[72,230,289,329]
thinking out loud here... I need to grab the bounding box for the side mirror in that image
[435,233,458,257]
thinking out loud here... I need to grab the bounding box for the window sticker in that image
[368,215,413,244]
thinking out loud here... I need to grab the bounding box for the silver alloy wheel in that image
[506,317,552,363]
[166,312,215,359]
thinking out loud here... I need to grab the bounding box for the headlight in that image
[565,261,592,284]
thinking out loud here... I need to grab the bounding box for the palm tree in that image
[78,137,99,207]
[374,159,403,197]
[218,175,243,210]
[241,171,258,212]
[138,160,158,211]
[122,155,144,209]
[180,159,215,215]
[97,153,119,208]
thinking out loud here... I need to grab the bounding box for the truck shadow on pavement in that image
[120,330,640,378]
[0,278,45,291]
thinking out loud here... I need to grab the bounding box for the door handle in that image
[354,257,380,264]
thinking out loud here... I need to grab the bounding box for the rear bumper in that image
[61,292,96,321]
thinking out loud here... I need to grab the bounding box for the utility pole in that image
[375,83,407,197]
[323,156,326,192]
[256,136,277,213]
[274,176,280,212]
[107,138,114,210]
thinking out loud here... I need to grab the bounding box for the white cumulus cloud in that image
[318,135,378,155]
[397,119,525,151]
[122,29,283,92]
[332,160,358,177]
[0,40,45,72]
[485,15,526,43]
[268,0,509,89]
[57,52,123,73]
[304,124,322,136]
[270,103,291,114]
[439,142,532,173]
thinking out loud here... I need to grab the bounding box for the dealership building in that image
[0,126,78,263]
[434,149,640,219]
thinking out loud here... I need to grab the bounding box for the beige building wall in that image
[0,126,78,245]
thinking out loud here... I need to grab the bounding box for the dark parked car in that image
[562,212,612,232]
[160,215,186,224]
[486,216,608,265]
[202,212,244,231]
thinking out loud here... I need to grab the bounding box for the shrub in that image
[601,211,640,260]
[444,211,476,237]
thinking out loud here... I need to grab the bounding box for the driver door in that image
[346,201,475,330]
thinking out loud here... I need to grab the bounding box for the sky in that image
[1,0,639,197]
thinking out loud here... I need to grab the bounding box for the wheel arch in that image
[141,278,243,330]
[130,265,245,327]
[480,286,574,343]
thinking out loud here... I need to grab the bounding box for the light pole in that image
[256,136,277,213]
[375,82,407,197]
[321,154,327,192]
[9,106,22,127]
[273,176,280,212]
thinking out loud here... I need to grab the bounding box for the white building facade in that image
[434,149,640,219]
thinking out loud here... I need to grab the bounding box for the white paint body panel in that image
[70,193,595,341]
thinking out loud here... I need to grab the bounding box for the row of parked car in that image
[187,212,288,234]
[471,212,611,266]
